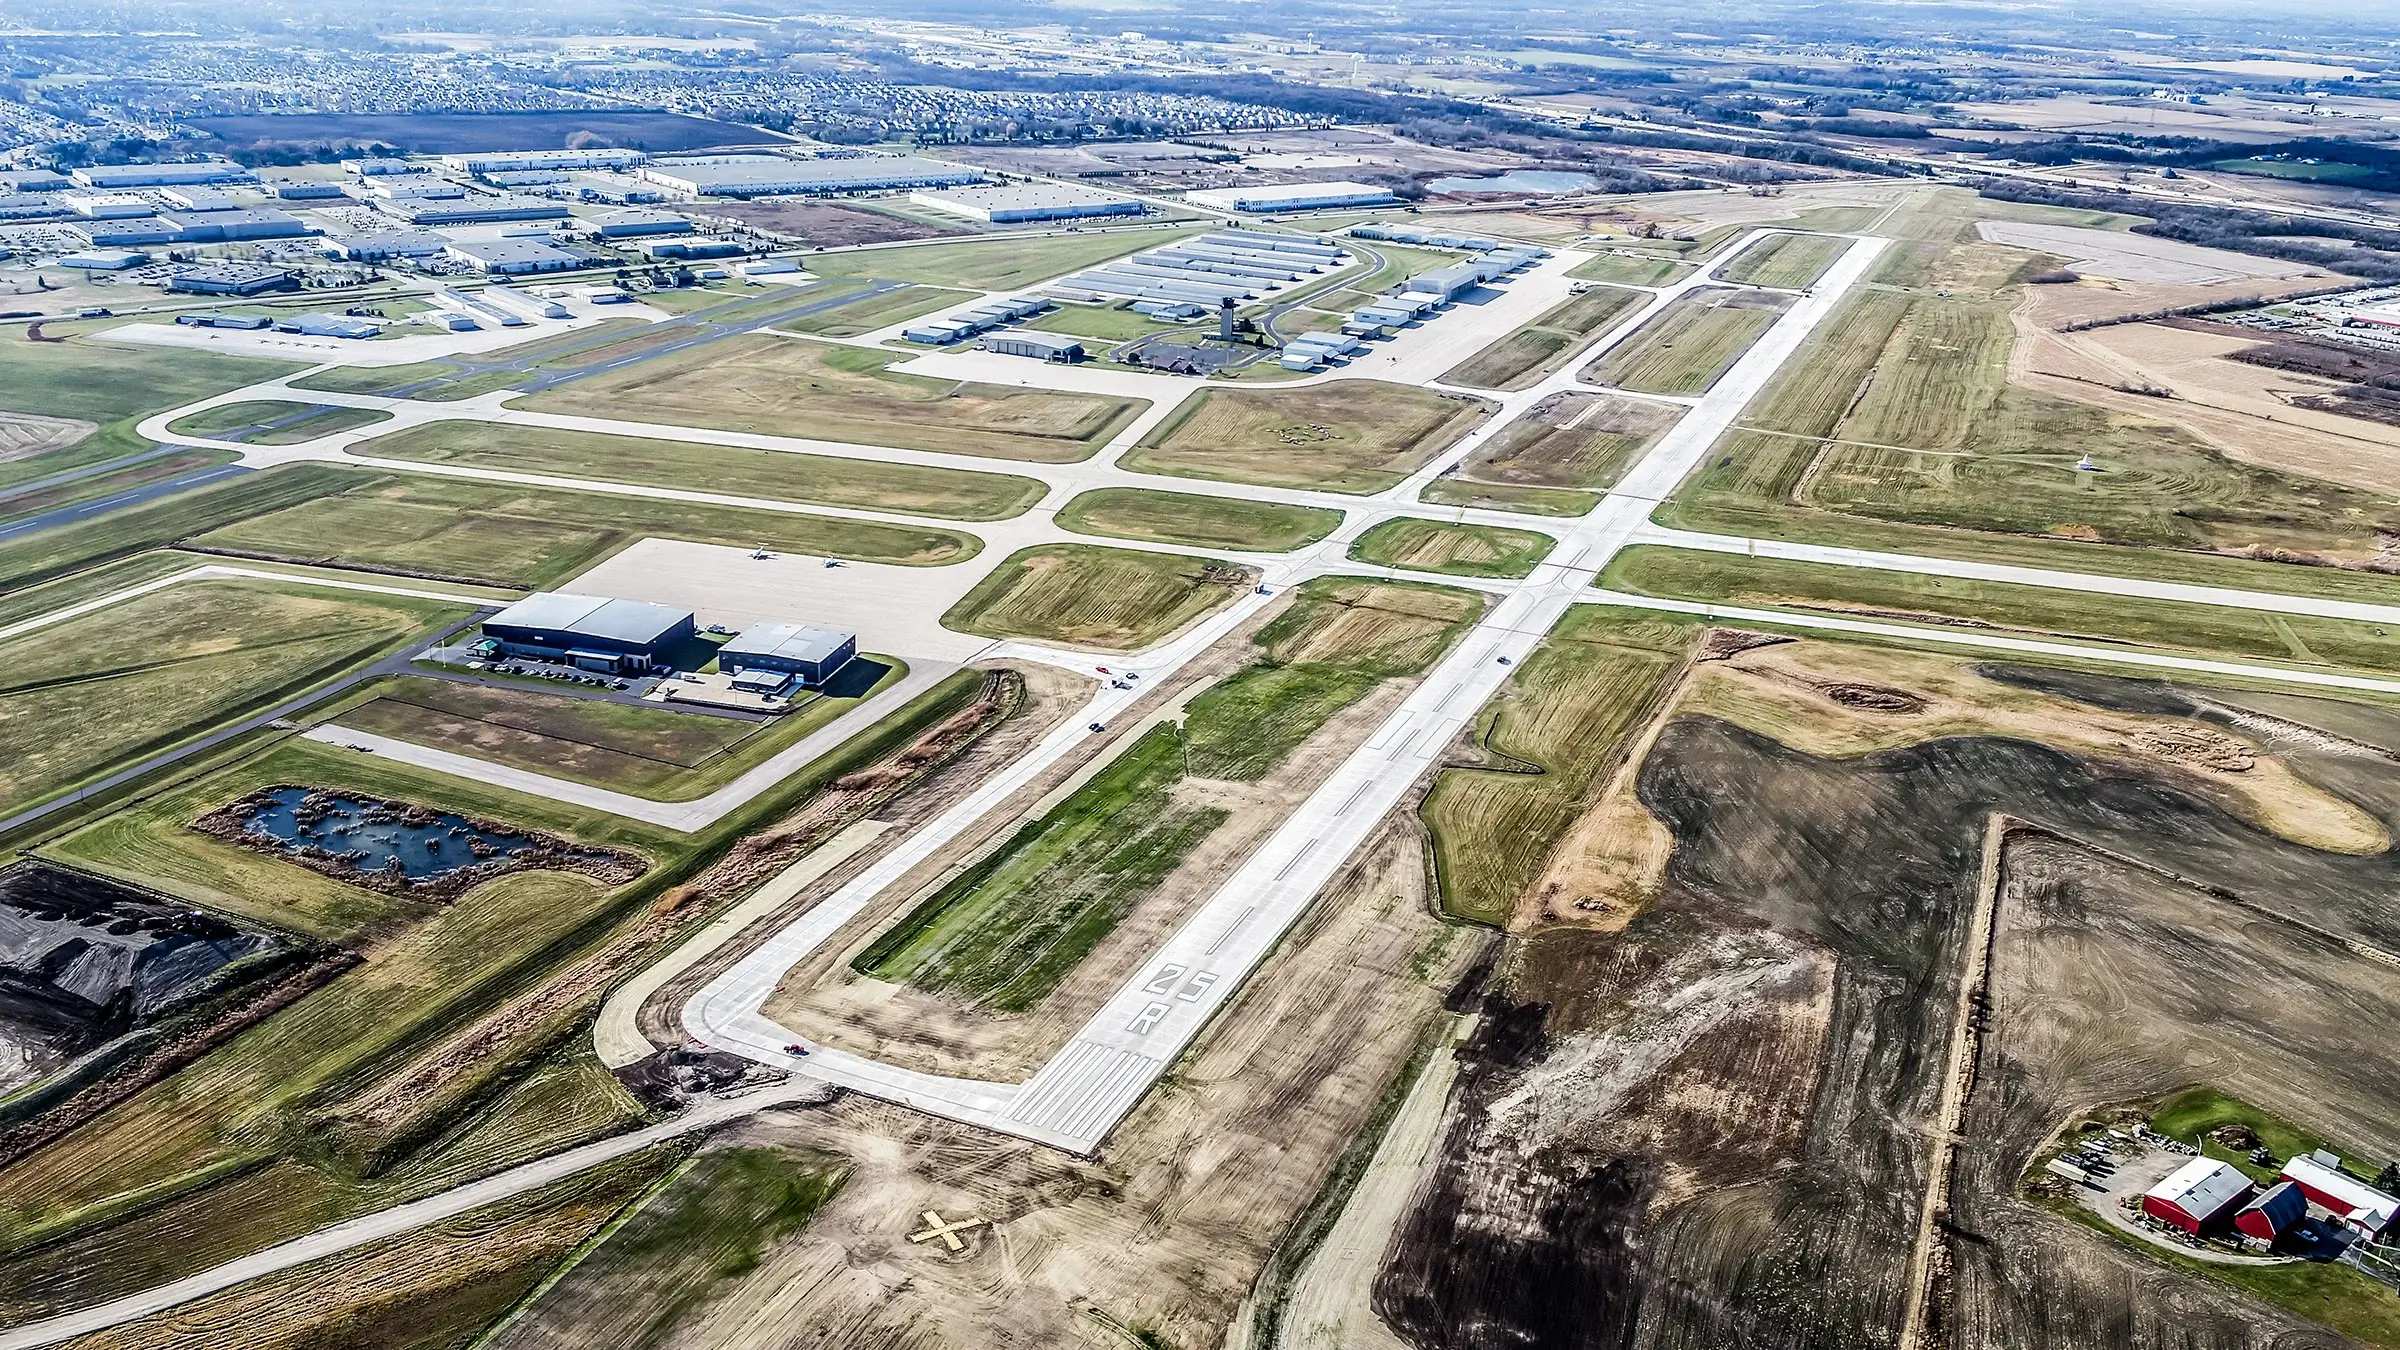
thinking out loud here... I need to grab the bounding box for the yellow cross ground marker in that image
[908,1209,986,1252]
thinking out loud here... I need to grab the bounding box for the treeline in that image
[1994,134,2400,192]
[1977,179,2400,281]
[1580,123,1918,177]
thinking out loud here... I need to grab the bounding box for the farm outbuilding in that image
[2234,1181,2309,1245]
[2282,1153,2399,1240]
[482,593,696,673]
[2142,1158,2253,1235]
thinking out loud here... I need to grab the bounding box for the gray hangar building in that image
[718,622,857,692]
[481,593,696,672]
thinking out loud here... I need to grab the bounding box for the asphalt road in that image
[0,463,252,546]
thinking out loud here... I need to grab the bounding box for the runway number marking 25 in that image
[1127,966,1221,1033]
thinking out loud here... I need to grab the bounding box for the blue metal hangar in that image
[717,622,858,693]
[481,593,697,672]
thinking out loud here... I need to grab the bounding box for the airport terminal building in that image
[481,593,697,673]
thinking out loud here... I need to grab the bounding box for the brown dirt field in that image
[763,601,1444,1080]
[2014,268,2347,331]
[698,200,970,246]
[606,813,1476,1350]
[1459,391,1685,492]
[2012,311,2400,496]
[0,411,95,463]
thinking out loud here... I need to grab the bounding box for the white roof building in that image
[910,182,1141,223]
[1185,181,1398,213]
[2146,1158,2253,1221]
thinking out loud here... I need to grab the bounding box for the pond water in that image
[1426,169,1599,195]
[237,787,572,880]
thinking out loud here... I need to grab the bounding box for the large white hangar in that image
[911,182,1142,223]
[637,154,984,199]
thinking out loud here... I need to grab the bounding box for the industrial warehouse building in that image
[444,237,582,275]
[636,153,982,199]
[156,207,312,242]
[444,149,647,175]
[382,196,570,226]
[2142,1159,2254,1235]
[589,207,692,239]
[482,594,696,673]
[166,263,298,296]
[71,160,247,189]
[324,229,448,262]
[1185,181,1397,213]
[910,182,1141,223]
[718,622,858,692]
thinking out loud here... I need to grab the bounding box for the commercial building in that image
[981,331,1084,363]
[737,257,804,278]
[343,157,421,177]
[274,181,347,201]
[175,312,271,329]
[910,182,1141,223]
[589,207,691,239]
[718,622,858,692]
[275,313,380,339]
[381,195,570,227]
[71,160,246,189]
[445,237,583,275]
[637,153,982,200]
[69,219,178,247]
[443,149,647,175]
[481,593,696,673]
[58,248,147,270]
[2282,1153,2399,1240]
[167,263,298,296]
[637,236,743,260]
[160,186,236,211]
[1185,181,1397,213]
[370,179,467,201]
[487,170,569,188]
[2234,1181,2309,1246]
[1402,262,1491,304]
[2142,1158,2254,1235]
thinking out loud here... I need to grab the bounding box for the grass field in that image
[289,362,530,402]
[1420,607,1696,925]
[1662,239,2400,581]
[1566,254,1696,287]
[352,421,1044,522]
[166,401,393,445]
[486,1145,848,1350]
[1419,476,1598,518]
[1458,391,1683,493]
[1023,302,1185,345]
[0,578,467,817]
[942,543,1252,648]
[806,227,1205,290]
[2145,1087,2352,1186]
[776,283,976,338]
[192,472,979,586]
[1347,518,1556,578]
[1056,486,1342,552]
[1715,232,1851,289]
[1126,382,1491,494]
[1443,284,1646,391]
[519,335,1144,463]
[1583,287,1791,395]
[328,660,905,801]
[1300,242,1463,313]
[864,576,1483,1007]
[1599,546,2400,675]
[0,464,375,595]
[0,448,236,524]
[0,332,304,489]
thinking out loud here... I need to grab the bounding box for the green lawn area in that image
[1600,546,2400,675]
[1714,232,1851,289]
[166,400,392,445]
[1567,254,1696,287]
[191,471,978,586]
[863,576,1485,1007]
[1443,284,1646,391]
[0,578,468,819]
[0,331,304,491]
[1125,382,1491,495]
[1348,518,1556,578]
[807,227,1206,290]
[1583,287,1792,395]
[326,658,906,801]
[1296,241,1460,313]
[1056,486,1342,552]
[1022,302,1185,344]
[483,1145,849,1350]
[776,283,976,338]
[2144,1086,2361,1185]
[1420,476,1599,518]
[517,335,1144,464]
[351,421,1043,522]
[942,543,1253,648]
[1421,607,1698,924]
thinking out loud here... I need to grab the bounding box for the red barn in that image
[2283,1153,2399,1241]
[2235,1181,2307,1245]
[2143,1158,2253,1235]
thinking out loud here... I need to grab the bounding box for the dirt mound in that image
[1817,680,1927,713]
[1694,628,1792,662]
